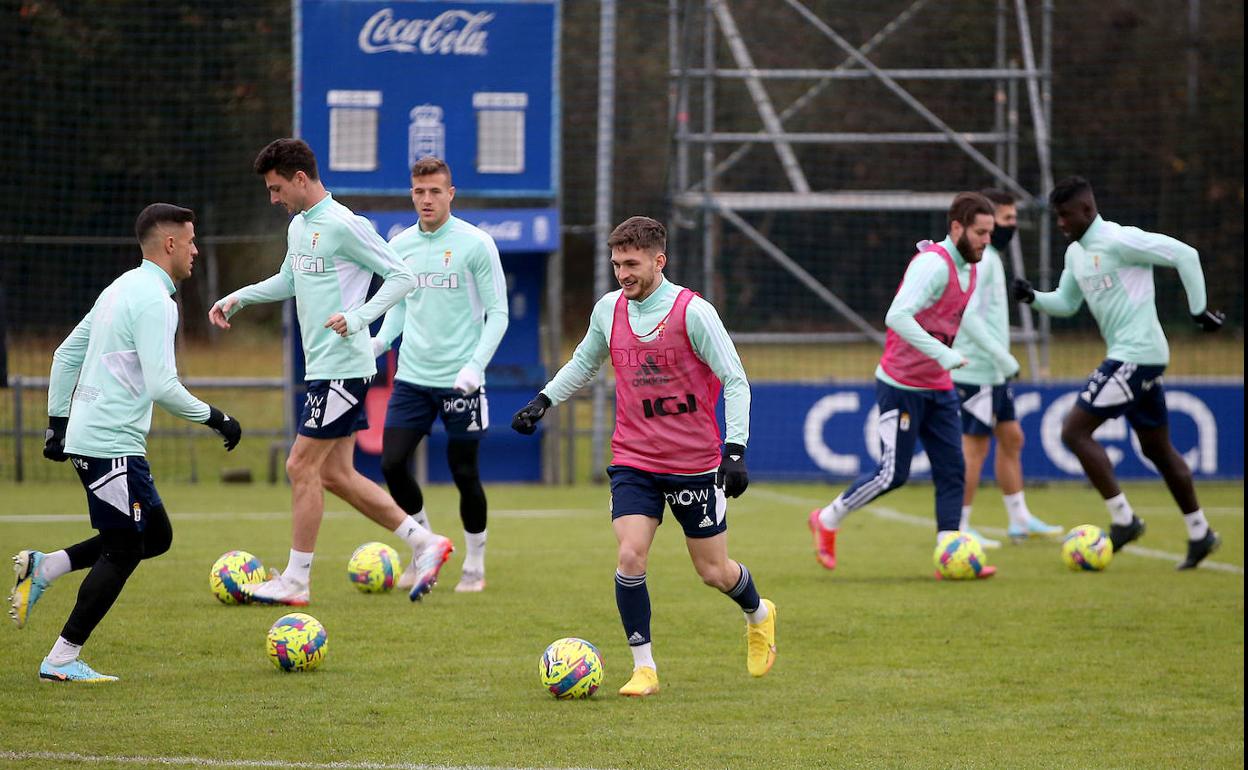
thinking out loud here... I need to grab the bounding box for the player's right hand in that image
[1003,354,1021,380]
[43,415,68,462]
[204,406,242,451]
[209,296,239,330]
[1192,308,1225,332]
[1011,278,1035,304]
[511,393,551,435]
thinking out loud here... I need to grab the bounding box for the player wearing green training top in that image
[1014,176,1226,569]
[209,139,454,605]
[952,188,1061,548]
[371,157,509,593]
[9,204,242,683]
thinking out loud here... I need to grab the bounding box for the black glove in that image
[716,443,749,499]
[511,393,551,435]
[43,415,69,462]
[204,406,242,451]
[1192,308,1225,332]
[1012,277,1035,304]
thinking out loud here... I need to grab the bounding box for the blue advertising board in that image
[296,0,558,197]
[742,381,1244,481]
[360,207,556,385]
[309,207,556,482]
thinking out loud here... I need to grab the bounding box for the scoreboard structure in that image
[295,0,559,197]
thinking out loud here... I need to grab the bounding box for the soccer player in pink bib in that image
[809,193,998,578]
[511,216,775,697]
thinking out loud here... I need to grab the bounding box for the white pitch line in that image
[750,487,1244,575]
[1136,505,1243,517]
[0,751,616,770]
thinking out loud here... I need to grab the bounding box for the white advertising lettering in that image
[476,220,523,241]
[358,9,493,55]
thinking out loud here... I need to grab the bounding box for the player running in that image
[10,204,242,682]
[808,193,998,578]
[951,188,1061,547]
[209,138,453,605]
[1014,175,1225,569]
[371,157,508,593]
[511,216,775,696]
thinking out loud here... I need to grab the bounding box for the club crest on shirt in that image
[1091,252,1100,269]
[652,321,667,342]
[443,249,452,267]
[899,412,911,431]
[311,232,320,250]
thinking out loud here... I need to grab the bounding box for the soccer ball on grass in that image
[1061,525,1114,571]
[933,532,990,579]
[540,637,604,699]
[266,612,328,672]
[347,541,401,593]
[209,550,270,605]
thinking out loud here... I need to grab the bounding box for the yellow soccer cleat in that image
[10,550,50,629]
[618,666,660,697]
[746,598,777,677]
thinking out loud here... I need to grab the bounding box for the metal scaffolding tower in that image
[666,0,1055,371]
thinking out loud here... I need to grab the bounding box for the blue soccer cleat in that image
[39,658,118,683]
[1007,516,1064,543]
[10,550,50,629]
[408,536,454,601]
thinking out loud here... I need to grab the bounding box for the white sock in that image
[1003,491,1031,530]
[37,550,72,582]
[463,530,487,574]
[818,497,848,530]
[47,636,82,666]
[284,549,314,585]
[394,515,433,552]
[959,505,972,531]
[1105,493,1135,526]
[746,602,769,625]
[630,642,656,672]
[1183,509,1209,541]
[937,530,959,543]
[411,509,430,531]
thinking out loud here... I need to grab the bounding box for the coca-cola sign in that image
[358,8,492,55]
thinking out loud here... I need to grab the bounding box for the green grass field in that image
[0,479,1242,769]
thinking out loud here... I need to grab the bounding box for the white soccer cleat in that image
[239,574,310,606]
[964,527,1002,550]
[454,570,486,593]
[408,536,454,601]
[397,559,420,591]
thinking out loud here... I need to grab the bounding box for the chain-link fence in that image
[2,0,1242,484]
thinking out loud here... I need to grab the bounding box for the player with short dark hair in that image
[9,203,242,682]
[210,138,454,605]
[1014,176,1225,569]
[809,193,999,578]
[951,189,1061,547]
[511,215,775,696]
[371,157,509,593]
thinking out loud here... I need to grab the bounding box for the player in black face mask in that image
[990,221,1016,252]
[948,188,1063,550]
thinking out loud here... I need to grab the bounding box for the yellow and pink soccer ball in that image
[932,532,990,579]
[1061,525,1114,571]
[539,637,604,699]
[266,612,328,672]
[346,542,401,593]
[209,550,271,605]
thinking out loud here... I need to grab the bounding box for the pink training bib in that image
[609,288,723,474]
[879,242,977,390]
